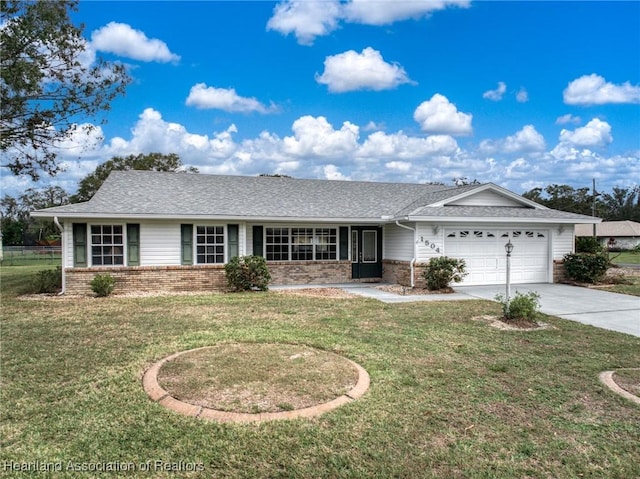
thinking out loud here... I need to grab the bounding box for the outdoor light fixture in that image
[505,240,514,312]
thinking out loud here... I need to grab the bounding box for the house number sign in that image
[416,236,441,253]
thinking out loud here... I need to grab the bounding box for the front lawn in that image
[1,266,639,478]
[611,251,640,265]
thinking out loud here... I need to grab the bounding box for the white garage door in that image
[444,229,549,286]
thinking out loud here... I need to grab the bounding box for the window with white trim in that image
[91,225,124,266]
[265,227,338,261]
[196,226,225,264]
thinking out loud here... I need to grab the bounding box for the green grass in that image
[612,251,640,265]
[1,266,639,478]
[603,276,640,297]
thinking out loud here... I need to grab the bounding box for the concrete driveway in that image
[456,283,640,338]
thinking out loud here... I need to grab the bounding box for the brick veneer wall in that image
[382,260,428,289]
[266,260,353,285]
[553,260,567,283]
[64,261,355,295]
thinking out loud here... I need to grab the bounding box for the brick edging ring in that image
[599,368,640,405]
[142,346,370,423]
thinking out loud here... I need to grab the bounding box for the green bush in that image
[90,273,116,297]
[575,236,603,254]
[563,253,609,283]
[495,290,541,322]
[32,266,62,294]
[422,256,467,291]
[224,255,271,291]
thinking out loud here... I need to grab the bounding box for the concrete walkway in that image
[272,282,640,337]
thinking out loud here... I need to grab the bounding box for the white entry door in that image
[444,229,549,285]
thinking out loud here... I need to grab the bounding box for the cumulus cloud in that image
[316,48,414,93]
[283,116,360,158]
[267,0,469,45]
[266,0,341,46]
[556,114,581,125]
[90,22,180,63]
[185,83,276,113]
[483,82,506,101]
[342,0,470,25]
[358,132,458,159]
[558,118,612,147]
[563,74,640,105]
[480,125,545,154]
[413,94,472,135]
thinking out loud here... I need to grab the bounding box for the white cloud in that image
[185,83,275,113]
[558,118,612,147]
[413,94,472,135]
[516,87,529,103]
[563,74,640,105]
[358,131,459,158]
[480,125,546,154]
[267,0,469,45]
[321,164,350,180]
[90,22,180,63]
[266,0,341,46]
[556,114,581,125]
[282,116,360,158]
[343,0,470,25]
[385,160,412,172]
[316,48,413,93]
[483,82,506,101]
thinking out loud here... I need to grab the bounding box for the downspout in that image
[53,216,65,295]
[395,220,416,288]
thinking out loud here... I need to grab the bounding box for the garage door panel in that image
[444,229,549,286]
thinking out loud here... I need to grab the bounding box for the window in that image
[91,225,124,265]
[265,227,337,261]
[315,228,337,260]
[292,228,313,260]
[196,226,225,264]
[266,228,289,261]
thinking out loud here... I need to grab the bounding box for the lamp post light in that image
[505,240,514,313]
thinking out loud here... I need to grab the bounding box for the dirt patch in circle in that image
[151,343,366,417]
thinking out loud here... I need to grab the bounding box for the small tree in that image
[225,255,271,292]
[422,256,467,291]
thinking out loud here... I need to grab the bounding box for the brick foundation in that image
[64,261,355,295]
[266,260,353,285]
[65,265,227,295]
[382,260,427,288]
[553,260,567,283]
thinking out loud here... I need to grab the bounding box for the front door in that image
[351,226,383,280]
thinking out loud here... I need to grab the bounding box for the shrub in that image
[90,273,116,297]
[563,253,609,283]
[575,236,603,254]
[225,255,271,292]
[495,290,541,322]
[32,266,62,294]
[422,256,467,291]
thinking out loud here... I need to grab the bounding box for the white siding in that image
[449,190,524,207]
[551,225,575,259]
[415,223,444,262]
[383,223,415,261]
[62,220,74,268]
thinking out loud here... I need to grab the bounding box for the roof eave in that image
[404,215,601,224]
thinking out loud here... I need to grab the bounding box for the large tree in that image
[71,153,198,203]
[0,0,130,180]
[1,186,69,245]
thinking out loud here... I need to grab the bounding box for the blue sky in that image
[3,0,639,197]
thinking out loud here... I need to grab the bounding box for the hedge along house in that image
[32,170,599,295]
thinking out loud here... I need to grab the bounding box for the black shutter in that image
[339,226,349,260]
[252,225,263,257]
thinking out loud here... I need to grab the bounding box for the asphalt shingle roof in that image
[32,170,598,223]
